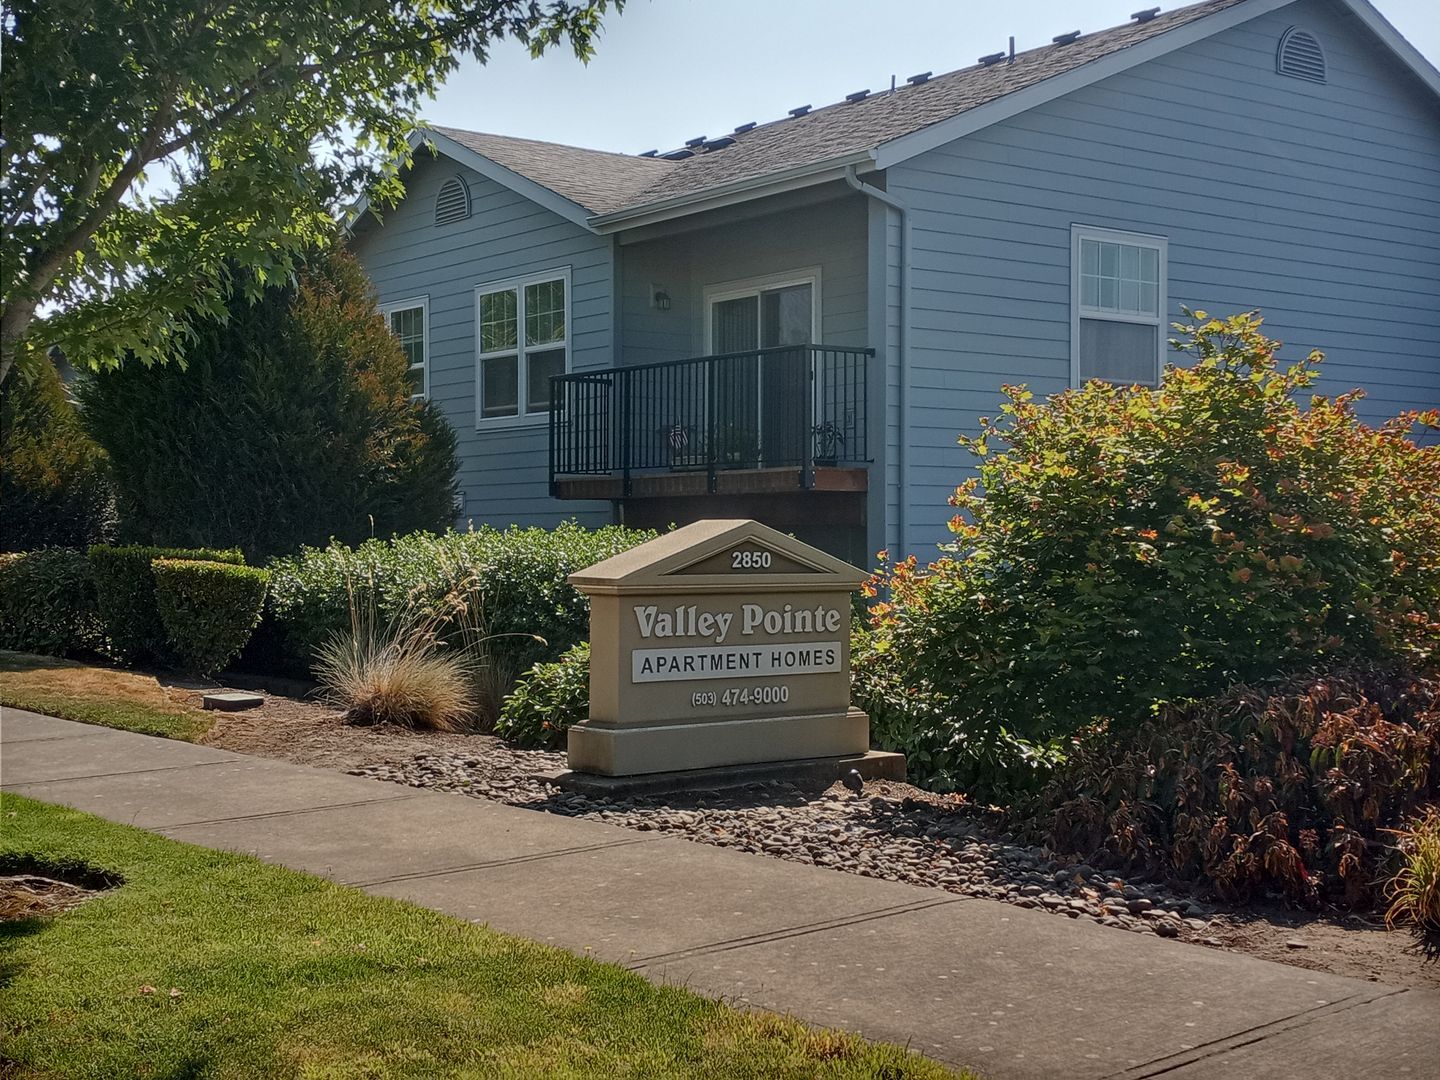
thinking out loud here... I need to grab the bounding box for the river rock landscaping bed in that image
[347,749,1221,942]
[181,689,1433,988]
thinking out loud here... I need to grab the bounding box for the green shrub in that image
[75,246,459,562]
[0,360,114,551]
[496,642,590,750]
[0,550,100,657]
[88,545,245,665]
[266,522,652,702]
[860,312,1440,798]
[1018,666,1440,908]
[153,559,270,676]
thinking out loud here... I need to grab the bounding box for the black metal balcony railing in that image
[549,345,872,494]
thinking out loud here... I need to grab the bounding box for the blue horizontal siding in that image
[352,156,612,529]
[617,196,870,366]
[886,0,1440,556]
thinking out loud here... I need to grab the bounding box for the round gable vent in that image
[434,177,470,225]
[1277,27,1326,83]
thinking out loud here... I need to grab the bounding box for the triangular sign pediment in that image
[569,519,865,591]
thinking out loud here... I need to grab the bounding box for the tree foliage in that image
[76,245,460,561]
[857,312,1440,796]
[0,0,621,383]
[0,358,114,550]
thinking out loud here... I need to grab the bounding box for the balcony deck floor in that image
[552,466,867,502]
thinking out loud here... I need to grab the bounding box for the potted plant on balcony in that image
[812,421,846,467]
[712,424,759,469]
[661,422,694,468]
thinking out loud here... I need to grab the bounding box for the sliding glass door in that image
[708,280,814,466]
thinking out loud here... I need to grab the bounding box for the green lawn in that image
[0,650,213,741]
[0,796,964,1079]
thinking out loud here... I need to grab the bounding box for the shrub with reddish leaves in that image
[1026,667,1440,906]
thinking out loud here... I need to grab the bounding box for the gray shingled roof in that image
[434,0,1248,220]
[427,127,675,215]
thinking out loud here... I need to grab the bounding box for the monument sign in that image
[566,519,895,778]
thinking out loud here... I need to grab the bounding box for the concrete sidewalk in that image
[3,708,1435,1079]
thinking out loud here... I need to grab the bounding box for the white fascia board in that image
[874,0,1300,169]
[1339,0,1440,99]
[587,151,878,234]
[418,128,597,230]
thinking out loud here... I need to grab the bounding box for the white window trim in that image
[701,266,822,354]
[380,295,429,400]
[473,266,571,430]
[1070,224,1168,388]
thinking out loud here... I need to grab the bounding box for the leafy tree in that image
[0,358,114,550]
[857,312,1440,797]
[77,245,460,561]
[0,0,622,384]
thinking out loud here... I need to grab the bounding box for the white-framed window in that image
[381,296,429,399]
[1071,225,1168,387]
[702,268,821,354]
[474,268,570,425]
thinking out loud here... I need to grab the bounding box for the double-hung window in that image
[475,269,569,423]
[1072,225,1167,386]
[381,297,428,399]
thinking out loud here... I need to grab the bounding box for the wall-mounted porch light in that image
[651,286,672,311]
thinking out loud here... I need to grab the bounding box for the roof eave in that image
[1341,0,1440,99]
[342,129,430,236]
[587,150,879,233]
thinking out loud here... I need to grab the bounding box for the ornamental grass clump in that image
[314,589,475,732]
[1386,808,1440,953]
[314,555,544,732]
[857,311,1440,798]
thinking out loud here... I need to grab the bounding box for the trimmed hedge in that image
[0,549,100,658]
[266,523,652,689]
[495,642,590,750]
[154,560,271,676]
[89,545,245,664]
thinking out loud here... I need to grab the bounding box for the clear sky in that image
[422,0,1439,155]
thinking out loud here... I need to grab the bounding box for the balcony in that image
[549,345,872,501]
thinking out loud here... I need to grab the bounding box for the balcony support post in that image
[619,371,632,498]
[706,359,718,494]
[800,349,816,490]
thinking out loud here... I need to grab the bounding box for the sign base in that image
[567,707,871,776]
[541,749,907,797]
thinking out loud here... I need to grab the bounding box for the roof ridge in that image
[615,0,1247,208]
[655,0,1245,153]
[426,123,674,167]
[430,0,1243,169]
